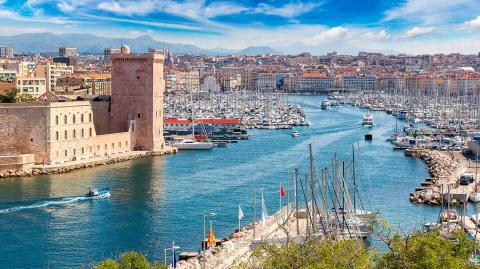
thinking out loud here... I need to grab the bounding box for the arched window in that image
[64,130,67,139]
[89,113,92,122]
[73,115,76,124]
[81,128,84,137]
[89,128,92,136]
[81,114,84,123]
[64,115,67,124]
[55,131,59,140]
[55,116,59,125]
[73,129,76,138]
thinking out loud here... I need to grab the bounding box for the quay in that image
[0,148,177,178]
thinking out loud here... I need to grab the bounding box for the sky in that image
[1,0,480,54]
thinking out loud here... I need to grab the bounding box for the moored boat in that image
[173,138,214,150]
[291,130,300,137]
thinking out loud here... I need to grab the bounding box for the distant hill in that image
[236,46,282,55]
[0,33,282,56]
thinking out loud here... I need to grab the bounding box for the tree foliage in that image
[238,228,476,269]
[93,252,167,269]
[0,88,17,103]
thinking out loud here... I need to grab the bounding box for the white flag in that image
[238,205,244,220]
[261,193,268,224]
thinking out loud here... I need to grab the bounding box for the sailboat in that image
[173,92,214,150]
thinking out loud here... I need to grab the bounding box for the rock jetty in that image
[409,150,460,205]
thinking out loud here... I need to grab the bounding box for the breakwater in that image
[409,150,460,205]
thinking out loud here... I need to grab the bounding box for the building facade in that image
[110,47,165,151]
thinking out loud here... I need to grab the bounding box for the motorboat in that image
[291,130,301,137]
[84,188,110,199]
[320,100,329,110]
[173,138,214,150]
[362,113,374,126]
[470,192,480,203]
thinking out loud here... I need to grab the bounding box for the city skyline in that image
[1,0,480,54]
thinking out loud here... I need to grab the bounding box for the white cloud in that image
[458,16,480,30]
[362,30,391,41]
[0,8,73,24]
[204,2,248,18]
[304,26,348,45]
[404,26,436,38]
[384,0,479,25]
[254,1,322,19]
[97,1,156,16]
[0,0,6,4]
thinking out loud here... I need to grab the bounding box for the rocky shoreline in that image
[409,150,460,205]
[0,148,177,179]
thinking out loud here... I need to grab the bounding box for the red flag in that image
[280,184,285,197]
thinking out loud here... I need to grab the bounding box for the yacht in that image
[398,109,408,120]
[173,138,214,150]
[362,113,374,126]
[291,130,301,137]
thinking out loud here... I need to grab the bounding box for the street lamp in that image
[164,242,180,268]
[253,188,264,240]
[203,212,216,251]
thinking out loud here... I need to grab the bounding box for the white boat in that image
[362,113,374,126]
[291,130,300,137]
[321,100,329,110]
[173,138,214,150]
[84,188,110,199]
[470,192,480,203]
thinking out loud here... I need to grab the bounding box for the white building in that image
[0,46,14,58]
[201,76,221,93]
[35,63,74,91]
[14,77,47,97]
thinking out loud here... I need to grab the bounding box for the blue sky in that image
[1,0,480,54]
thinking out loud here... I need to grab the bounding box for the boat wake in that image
[0,196,86,214]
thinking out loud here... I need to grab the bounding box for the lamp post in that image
[202,212,216,269]
[203,212,216,251]
[253,188,263,240]
[164,242,180,268]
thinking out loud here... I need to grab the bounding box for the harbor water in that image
[0,96,444,268]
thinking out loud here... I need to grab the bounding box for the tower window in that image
[137,113,140,118]
[137,76,140,79]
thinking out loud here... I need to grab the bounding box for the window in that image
[89,113,92,122]
[55,116,59,125]
[97,145,100,151]
[81,147,84,154]
[73,149,76,155]
[30,138,33,142]
[81,128,84,137]
[137,113,141,118]
[104,144,107,150]
[89,128,92,136]
[112,143,114,149]
[64,130,67,139]
[65,150,67,156]
[81,114,84,123]
[73,129,76,138]
[56,131,59,140]
[64,115,67,124]
[118,142,121,148]
[73,115,76,124]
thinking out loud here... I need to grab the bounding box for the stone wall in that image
[91,100,111,135]
[0,154,34,172]
[0,104,48,163]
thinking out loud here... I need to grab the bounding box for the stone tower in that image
[111,46,165,151]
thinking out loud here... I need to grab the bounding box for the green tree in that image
[93,259,120,269]
[375,228,475,269]
[118,252,152,269]
[0,88,17,103]
[93,252,167,269]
